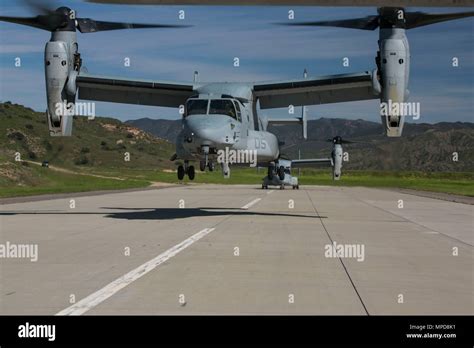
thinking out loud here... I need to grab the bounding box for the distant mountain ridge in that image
[127,117,474,172]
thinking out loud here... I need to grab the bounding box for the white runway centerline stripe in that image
[241,198,261,210]
[56,227,215,316]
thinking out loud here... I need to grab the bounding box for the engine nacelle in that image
[44,32,78,136]
[378,28,410,137]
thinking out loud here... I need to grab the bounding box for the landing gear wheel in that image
[280,184,285,190]
[208,161,215,172]
[177,165,185,180]
[188,165,195,180]
[199,160,206,172]
[262,184,267,190]
[296,185,299,190]
[278,166,285,181]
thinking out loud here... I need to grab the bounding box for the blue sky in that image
[0,0,473,123]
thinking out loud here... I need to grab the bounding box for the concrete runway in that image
[0,185,472,315]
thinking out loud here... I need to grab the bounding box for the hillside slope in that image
[1,102,174,169]
[127,117,474,172]
[0,102,174,191]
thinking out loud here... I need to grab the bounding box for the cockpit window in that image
[233,100,242,122]
[209,99,237,119]
[186,99,208,116]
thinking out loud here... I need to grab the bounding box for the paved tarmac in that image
[0,185,472,315]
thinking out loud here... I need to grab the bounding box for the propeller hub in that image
[378,7,406,29]
[55,7,73,16]
[51,6,76,31]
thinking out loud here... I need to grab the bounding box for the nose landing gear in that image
[177,161,195,181]
[177,165,185,180]
[188,165,195,180]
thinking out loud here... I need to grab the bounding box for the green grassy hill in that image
[1,102,174,169]
[0,102,174,196]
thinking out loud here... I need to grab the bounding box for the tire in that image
[278,166,285,181]
[177,165,185,180]
[208,161,215,172]
[188,165,195,180]
[199,160,206,172]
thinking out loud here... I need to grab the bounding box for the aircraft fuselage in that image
[175,84,280,169]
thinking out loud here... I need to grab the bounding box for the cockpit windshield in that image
[185,98,240,121]
[209,100,237,119]
[186,99,208,116]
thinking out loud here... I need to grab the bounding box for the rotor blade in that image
[277,15,379,30]
[405,11,474,29]
[23,0,57,15]
[0,16,42,29]
[0,14,65,31]
[76,18,190,33]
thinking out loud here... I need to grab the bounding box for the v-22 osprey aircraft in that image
[1,0,473,181]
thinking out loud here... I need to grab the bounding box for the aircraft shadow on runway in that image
[0,207,326,220]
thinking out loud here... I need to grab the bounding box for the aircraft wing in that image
[88,0,474,7]
[291,158,333,168]
[76,73,196,108]
[253,72,378,109]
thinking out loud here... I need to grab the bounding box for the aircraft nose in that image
[184,115,231,145]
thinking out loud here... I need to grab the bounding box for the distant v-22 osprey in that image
[1,0,473,182]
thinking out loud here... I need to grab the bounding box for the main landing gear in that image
[177,161,195,181]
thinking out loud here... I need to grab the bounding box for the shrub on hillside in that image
[74,156,89,165]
